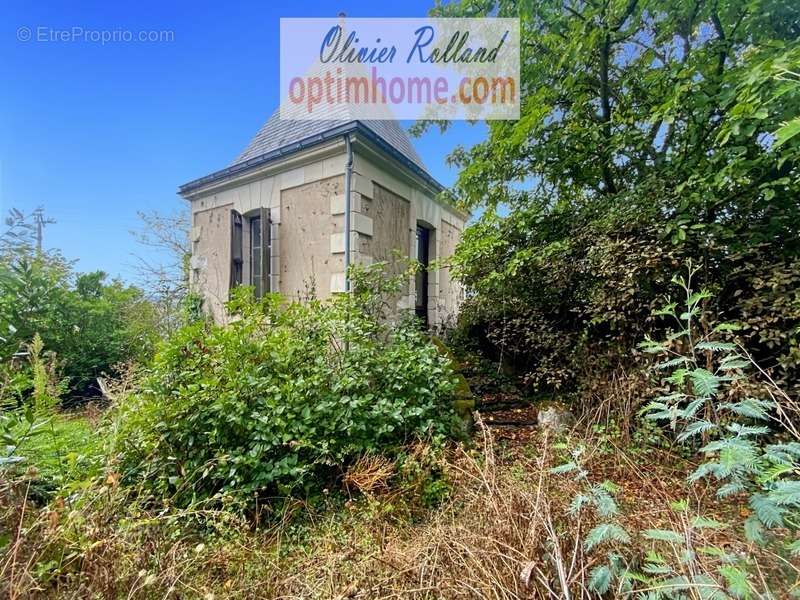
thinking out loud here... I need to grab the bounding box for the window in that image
[250,216,263,298]
[415,225,430,327]
[231,208,271,298]
[249,208,271,299]
[230,211,243,290]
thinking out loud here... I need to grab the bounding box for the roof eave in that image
[178,121,357,196]
[177,121,445,198]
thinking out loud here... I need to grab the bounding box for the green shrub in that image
[0,255,159,398]
[111,265,461,509]
[453,213,800,398]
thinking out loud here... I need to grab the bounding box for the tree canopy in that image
[431,0,800,394]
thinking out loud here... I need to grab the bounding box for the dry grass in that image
[2,415,798,599]
[344,454,395,497]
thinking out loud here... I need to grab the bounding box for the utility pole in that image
[32,207,55,254]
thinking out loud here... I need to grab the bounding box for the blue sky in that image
[0,0,486,282]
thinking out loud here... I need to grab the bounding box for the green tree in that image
[432,0,800,393]
[0,209,159,398]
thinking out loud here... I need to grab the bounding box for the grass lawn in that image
[13,411,102,486]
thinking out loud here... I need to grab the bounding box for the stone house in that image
[178,114,467,326]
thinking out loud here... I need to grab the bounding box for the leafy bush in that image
[111,265,461,509]
[0,255,159,398]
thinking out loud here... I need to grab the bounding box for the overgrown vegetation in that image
[0,209,160,399]
[432,0,800,399]
[640,266,800,552]
[544,267,800,598]
[111,264,461,509]
[2,0,799,597]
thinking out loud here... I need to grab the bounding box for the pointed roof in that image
[235,110,427,172]
[179,112,442,196]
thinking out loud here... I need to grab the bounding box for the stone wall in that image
[437,219,464,328]
[185,136,467,327]
[279,175,345,300]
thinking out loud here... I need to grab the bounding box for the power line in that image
[32,207,56,254]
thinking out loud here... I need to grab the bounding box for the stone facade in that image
[182,133,467,327]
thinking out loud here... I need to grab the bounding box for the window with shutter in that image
[415,225,430,327]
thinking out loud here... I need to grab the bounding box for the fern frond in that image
[697,546,734,561]
[550,461,578,474]
[641,401,669,413]
[718,359,751,371]
[749,494,784,528]
[584,523,631,551]
[666,368,689,385]
[677,420,717,442]
[653,393,689,404]
[717,565,750,600]
[765,442,800,464]
[689,462,718,483]
[588,565,612,594]
[643,529,685,543]
[656,356,689,370]
[768,480,800,507]
[760,463,794,483]
[569,493,590,514]
[643,563,673,575]
[695,341,736,352]
[744,515,766,545]
[591,485,618,518]
[681,398,706,420]
[717,482,746,497]
[692,516,725,530]
[719,352,752,371]
[726,423,770,438]
[719,398,773,421]
[639,338,668,354]
[690,368,722,397]
[657,575,692,594]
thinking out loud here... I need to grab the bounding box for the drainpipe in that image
[343,133,353,293]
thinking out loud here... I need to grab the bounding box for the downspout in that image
[343,133,353,293]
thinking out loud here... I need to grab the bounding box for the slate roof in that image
[234,110,428,173]
[179,111,441,195]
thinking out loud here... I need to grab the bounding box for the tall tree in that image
[428,0,800,392]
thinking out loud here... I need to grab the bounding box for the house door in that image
[415,225,430,326]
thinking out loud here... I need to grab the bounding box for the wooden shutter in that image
[260,207,271,294]
[230,210,243,292]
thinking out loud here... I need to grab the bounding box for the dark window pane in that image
[230,211,243,289]
[251,216,261,248]
[232,213,243,263]
[415,226,430,327]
